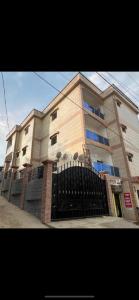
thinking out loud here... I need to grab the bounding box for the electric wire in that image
[33,71,139,153]
[104,71,139,102]
[1,72,10,131]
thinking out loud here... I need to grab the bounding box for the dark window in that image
[25,126,29,135]
[137,190,139,199]
[51,110,57,121]
[22,147,27,156]
[117,100,121,107]
[128,153,133,162]
[121,124,127,133]
[7,138,12,149]
[16,152,20,158]
[86,130,109,146]
[51,134,57,145]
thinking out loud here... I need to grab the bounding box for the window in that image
[86,130,109,146]
[128,153,133,162]
[51,110,57,121]
[117,100,121,107]
[137,190,139,199]
[83,101,104,119]
[22,146,27,156]
[7,138,12,149]
[51,134,57,145]
[16,151,20,158]
[24,125,30,135]
[121,124,127,133]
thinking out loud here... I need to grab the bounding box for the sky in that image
[0,71,139,165]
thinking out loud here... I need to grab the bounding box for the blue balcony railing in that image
[83,101,104,120]
[86,129,109,146]
[93,162,120,177]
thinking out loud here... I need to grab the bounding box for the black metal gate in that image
[52,161,109,220]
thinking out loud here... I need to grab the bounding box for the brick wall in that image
[0,161,53,225]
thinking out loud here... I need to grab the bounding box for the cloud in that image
[87,72,109,91]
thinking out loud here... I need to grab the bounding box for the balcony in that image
[86,129,109,146]
[83,101,104,120]
[93,161,120,177]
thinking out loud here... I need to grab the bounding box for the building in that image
[0,166,4,190]
[4,73,139,221]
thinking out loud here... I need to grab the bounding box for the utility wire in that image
[1,72,10,131]
[104,71,139,102]
[95,71,139,116]
[34,71,139,152]
[127,72,139,86]
[33,71,139,153]
[80,72,139,152]
[58,72,77,81]
[60,72,139,151]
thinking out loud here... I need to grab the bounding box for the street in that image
[0,196,139,228]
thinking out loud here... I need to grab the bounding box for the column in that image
[41,160,53,224]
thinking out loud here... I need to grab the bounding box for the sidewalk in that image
[0,196,48,228]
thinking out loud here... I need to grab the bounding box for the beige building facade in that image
[4,73,139,221]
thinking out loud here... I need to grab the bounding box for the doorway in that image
[114,193,122,217]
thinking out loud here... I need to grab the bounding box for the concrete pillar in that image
[41,160,53,224]
[20,163,32,210]
[104,174,115,216]
[8,166,18,201]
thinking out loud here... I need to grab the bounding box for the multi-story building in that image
[0,166,4,191]
[4,73,139,221]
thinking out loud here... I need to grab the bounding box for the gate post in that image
[20,163,32,210]
[41,160,53,224]
[104,174,115,216]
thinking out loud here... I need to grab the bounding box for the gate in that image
[52,161,109,220]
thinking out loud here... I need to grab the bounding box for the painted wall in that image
[40,85,84,162]
[15,118,34,169]
[88,145,113,165]
[82,86,104,113]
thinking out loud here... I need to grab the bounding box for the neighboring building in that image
[0,166,4,190]
[3,73,139,221]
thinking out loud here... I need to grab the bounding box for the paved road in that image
[0,196,139,228]
[0,196,48,228]
[49,216,139,228]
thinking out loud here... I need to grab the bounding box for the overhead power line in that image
[58,72,77,81]
[83,72,139,151]
[1,72,10,131]
[127,72,139,87]
[33,71,139,153]
[103,71,139,103]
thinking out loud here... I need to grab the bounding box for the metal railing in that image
[93,162,120,177]
[83,101,104,120]
[86,129,109,146]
